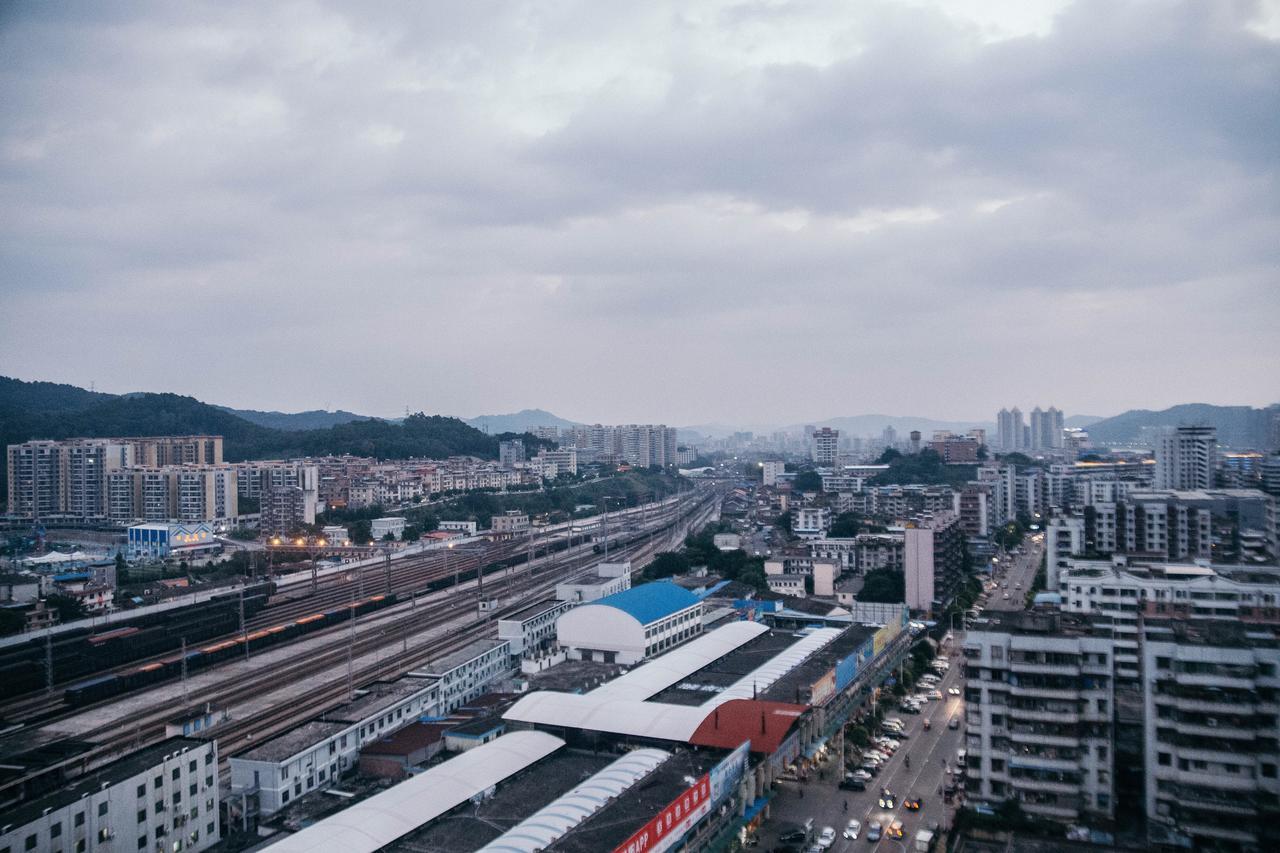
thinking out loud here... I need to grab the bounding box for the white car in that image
[843,819,862,840]
[851,769,873,782]
[948,686,962,696]
[928,689,944,700]
[817,826,837,848]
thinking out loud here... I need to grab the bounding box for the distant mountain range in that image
[465,409,579,434]
[213,405,369,431]
[1085,403,1280,448]
[0,377,504,489]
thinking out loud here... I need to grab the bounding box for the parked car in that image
[850,769,873,782]
[840,778,867,791]
[928,689,944,700]
[779,828,808,844]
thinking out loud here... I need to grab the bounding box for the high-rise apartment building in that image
[964,612,1116,823]
[904,510,965,612]
[7,436,223,521]
[811,428,839,465]
[1154,426,1216,490]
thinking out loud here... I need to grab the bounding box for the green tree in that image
[828,512,862,538]
[777,510,793,535]
[45,593,85,623]
[859,569,905,603]
[645,552,691,580]
[382,531,397,542]
[350,519,373,545]
[402,524,421,543]
[0,609,26,636]
[792,470,823,492]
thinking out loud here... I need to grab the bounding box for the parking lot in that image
[754,637,968,851]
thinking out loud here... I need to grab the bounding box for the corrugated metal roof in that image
[591,581,700,625]
[503,692,710,741]
[589,621,768,702]
[477,748,671,852]
[262,731,564,853]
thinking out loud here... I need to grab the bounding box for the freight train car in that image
[64,592,397,707]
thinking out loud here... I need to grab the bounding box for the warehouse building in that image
[555,582,703,665]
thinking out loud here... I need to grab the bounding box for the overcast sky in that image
[2,1,1277,427]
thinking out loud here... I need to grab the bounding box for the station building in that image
[556,582,703,664]
[254,606,913,853]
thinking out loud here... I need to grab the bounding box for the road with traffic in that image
[983,533,1045,612]
[758,638,968,851]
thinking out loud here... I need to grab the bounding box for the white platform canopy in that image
[504,692,709,741]
[589,620,768,701]
[263,731,564,853]
[477,748,671,852]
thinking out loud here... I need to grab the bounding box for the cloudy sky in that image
[2,0,1277,427]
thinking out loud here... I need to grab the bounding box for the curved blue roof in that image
[593,582,700,625]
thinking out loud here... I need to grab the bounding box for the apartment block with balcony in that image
[963,612,1116,823]
[1141,618,1280,851]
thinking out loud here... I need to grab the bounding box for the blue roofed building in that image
[555,581,703,665]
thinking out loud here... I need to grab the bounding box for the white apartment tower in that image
[811,428,839,465]
[1154,426,1217,490]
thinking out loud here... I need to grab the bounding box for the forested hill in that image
[1086,403,1279,448]
[0,377,503,487]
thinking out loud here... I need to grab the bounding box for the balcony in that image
[1010,707,1081,724]
[1009,729,1079,748]
[1012,777,1081,796]
[1010,661,1082,676]
[1009,684,1082,701]
[1022,801,1082,820]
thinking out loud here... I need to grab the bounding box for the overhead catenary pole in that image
[240,587,249,662]
[44,626,53,695]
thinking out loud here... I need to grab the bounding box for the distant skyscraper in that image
[1030,407,1046,451]
[997,408,1015,451]
[499,438,526,466]
[882,425,898,450]
[1154,426,1217,490]
[1047,406,1065,449]
[811,428,839,465]
[1009,407,1026,451]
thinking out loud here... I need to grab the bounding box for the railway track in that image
[0,488,721,807]
[0,498,688,723]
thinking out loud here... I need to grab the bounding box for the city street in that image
[758,639,968,851]
[983,533,1044,612]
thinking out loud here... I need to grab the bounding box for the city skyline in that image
[3,1,1279,424]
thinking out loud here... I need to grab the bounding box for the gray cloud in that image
[1,0,1277,425]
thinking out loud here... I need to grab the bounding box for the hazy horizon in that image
[3,1,1278,424]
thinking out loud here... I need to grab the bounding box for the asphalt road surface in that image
[759,639,969,851]
[983,535,1045,612]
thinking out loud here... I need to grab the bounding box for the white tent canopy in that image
[263,731,564,853]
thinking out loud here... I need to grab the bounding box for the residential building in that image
[1045,516,1085,589]
[1141,618,1280,850]
[261,485,309,538]
[1154,426,1217,490]
[930,436,980,464]
[534,447,577,477]
[762,460,786,487]
[904,511,964,613]
[499,439,526,466]
[811,428,839,465]
[491,510,529,538]
[963,612,1116,823]
[0,737,220,853]
[792,506,831,539]
[955,482,996,537]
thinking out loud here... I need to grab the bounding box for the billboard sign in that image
[710,740,751,805]
[612,773,712,853]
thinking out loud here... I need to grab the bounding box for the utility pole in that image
[240,587,249,662]
[384,547,392,596]
[346,585,356,700]
[181,637,189,705]
[603,499,610,560]
[44,627,53,695]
